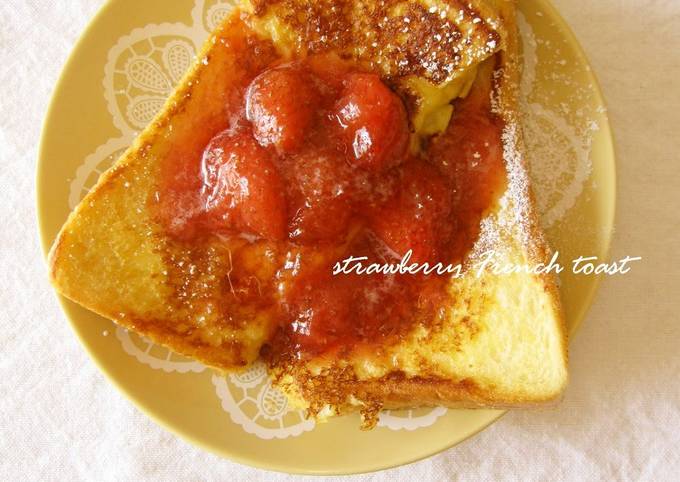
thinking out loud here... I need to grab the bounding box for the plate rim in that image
[36,0,617,474]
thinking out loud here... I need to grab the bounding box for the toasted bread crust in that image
[246,0,503,83]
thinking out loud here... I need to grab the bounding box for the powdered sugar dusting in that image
[522,103,594,227]
[499,121,533,248]
[470,120,533,262]
[471,9,603,261]
[517,11,598,229]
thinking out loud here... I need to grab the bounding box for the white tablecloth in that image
[1,0,679,480]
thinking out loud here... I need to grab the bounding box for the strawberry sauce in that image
[156,49,506,358]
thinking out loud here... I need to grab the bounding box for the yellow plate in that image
[37,0,615,475]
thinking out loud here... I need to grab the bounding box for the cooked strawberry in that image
[201,129,287,240]
[334,73,409,172]
[283,147,358,243]
[246,66,319,153]
[370,161,452,264]
[286,276,354,354]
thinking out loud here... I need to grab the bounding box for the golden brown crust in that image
[246,0,502,83]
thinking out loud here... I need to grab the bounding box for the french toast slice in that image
[49,0,567,427]
[264,1,568,427]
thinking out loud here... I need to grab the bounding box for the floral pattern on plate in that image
[116,327,206,374]
[66,1,599,440]
[212,363,315,440]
